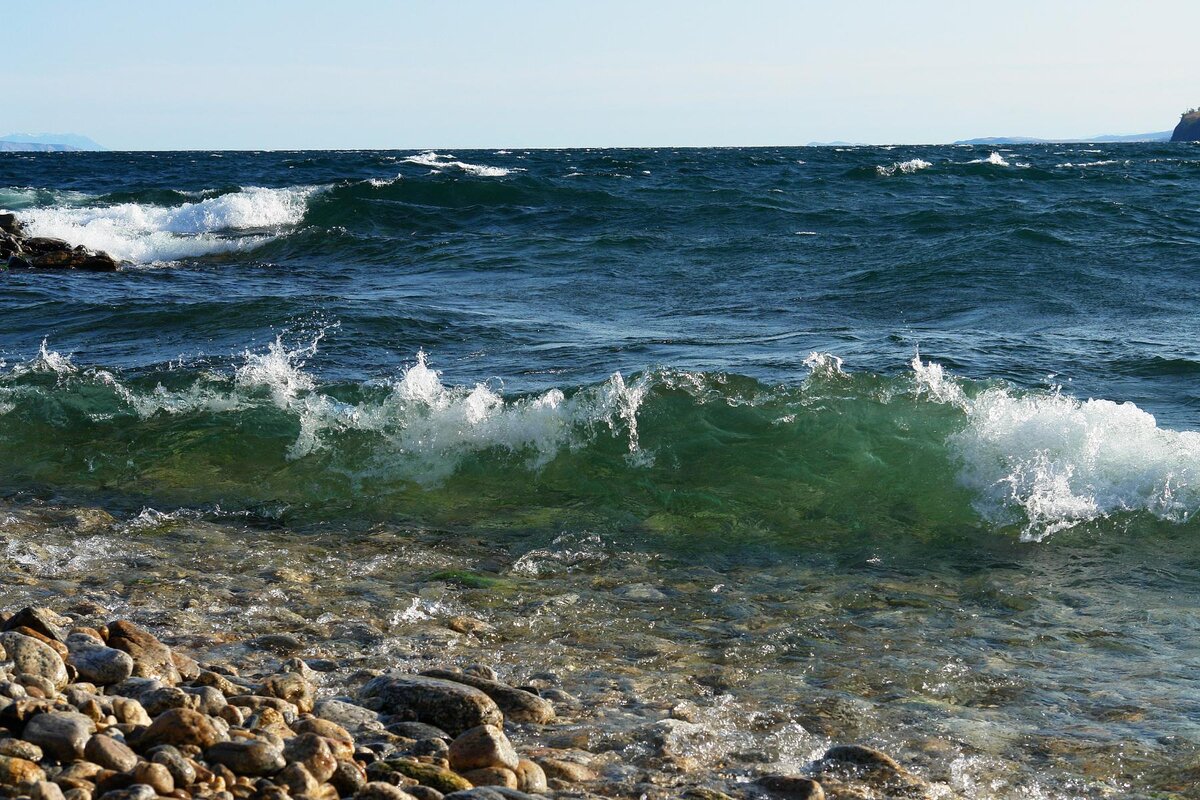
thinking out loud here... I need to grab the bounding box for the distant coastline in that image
[0,132,106,152]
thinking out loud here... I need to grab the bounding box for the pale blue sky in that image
[8,1,1198,150]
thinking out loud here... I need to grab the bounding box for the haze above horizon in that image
[10,1,1198,151]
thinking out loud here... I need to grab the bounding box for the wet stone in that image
[513,760,546,795]
[261,672,315,713]
[421,671,554,726]
[355,782,419,800]
[460,767,517,789]
[448,725,519,772]
[360,676,503,736]
[315,698,386,732]
[756,775,826,799]
[106,621,181,685]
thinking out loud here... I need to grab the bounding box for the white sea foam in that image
[803,352,845,377]
[875,158,932,176]
[967,152,1010,166]
[402,151,519,177]
[912,354,1200,540]
[24,335,652,483]
[1055,160,1121,169]
[15,186,315,263]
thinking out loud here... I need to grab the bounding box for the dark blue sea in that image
[3,144,1200,797]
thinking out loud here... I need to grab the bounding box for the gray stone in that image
[22,710,96,761]
[0,739,42,761]
[442,790,536,800]
[756,775,825,799]
[67,637,134,686]
[97,786,156,800]
[0,213,23,236]
[205,738,285,776]
[0,632,68,690]
[355,782,418,800]
[360,675,503,735]
[421,670,554,725]
[386,722,450,741]
[32,780,67,800]
[2,608,69,642]
[314,697,386,731]
[182,685,227,714]
[148,746,196,786]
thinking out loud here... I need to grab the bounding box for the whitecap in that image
[912,354,1200,540]
[875,158,932,176]
[402,151,520,178]
[967,152,1010,166]
[15,186,315,263]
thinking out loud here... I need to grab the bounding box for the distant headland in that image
[1171,109,1200,142]
[0,133,106,152]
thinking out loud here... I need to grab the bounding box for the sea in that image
[3,144,1200,798]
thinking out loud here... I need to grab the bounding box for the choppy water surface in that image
[4,145,1200,798]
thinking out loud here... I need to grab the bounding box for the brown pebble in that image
[515,759,547,794]
[460,767,517,789]
[85,736,139,773]
[132,763,174,796]
[534,758,596,783]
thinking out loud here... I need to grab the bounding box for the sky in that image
[7,0,1199,150]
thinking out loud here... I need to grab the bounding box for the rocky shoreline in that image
[0,215,118,272]
[0,604,953,800]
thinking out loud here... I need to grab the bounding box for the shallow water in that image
[4,145,1200,797]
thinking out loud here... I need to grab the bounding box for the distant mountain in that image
[0,141,80,152]
[955,132,1170,145]
[0,133,106,151]
[1171,110,1200,142]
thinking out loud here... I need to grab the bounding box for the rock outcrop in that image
[0,213,119,272]
[1170,109,1200,142]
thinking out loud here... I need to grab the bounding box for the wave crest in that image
[13,186,314,263]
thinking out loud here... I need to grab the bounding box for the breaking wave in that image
[875,158,932,176]
[401,151,520,177]
[1,335,1198,541]
[9,186,315,263]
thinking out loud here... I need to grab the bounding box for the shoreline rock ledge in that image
[0,214,119,272]
[1170,108,1200,142]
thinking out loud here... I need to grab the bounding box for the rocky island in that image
[1170,108,1200,142]
[0,215,119,272]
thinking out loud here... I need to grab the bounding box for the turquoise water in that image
[4,145,1200,796]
